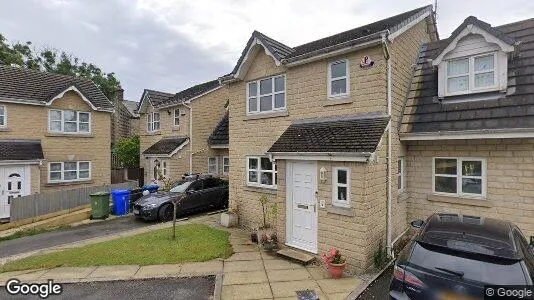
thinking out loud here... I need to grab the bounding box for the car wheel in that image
[158,204,174,222]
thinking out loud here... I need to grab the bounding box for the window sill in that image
[326,205,355,217]
[244,110,288,121]
[46,133,93,138]
[0,127,11,132]
[324,98,353,106]
[397,190,408,201]
[172,126,181,131]
[46,180,94,187]
[427,194,491,207]
[244,185,277,195]
[144,131,162,136]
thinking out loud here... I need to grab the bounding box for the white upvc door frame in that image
[285,160,318,254]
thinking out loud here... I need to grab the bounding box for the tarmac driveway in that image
[0,276,215,300]
[0,217,152,258]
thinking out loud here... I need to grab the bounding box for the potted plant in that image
[250,225,259,244]
[260,232,278,252]
[220,205,239,228]
[322,248,346,279]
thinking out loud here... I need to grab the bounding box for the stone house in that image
[110,87,140,147]
[137,82,229,185]
[400,17,534,236]
[220,5,438,272]
[0,65,113,220]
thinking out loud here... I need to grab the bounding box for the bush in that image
[113,135,140,168]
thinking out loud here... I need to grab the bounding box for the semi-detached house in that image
[137,81,229,185]
[220,5,438,272]
[0,66,113,221]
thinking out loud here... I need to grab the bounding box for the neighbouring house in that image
[0,65,113,220]
[137,82,229,185]
[220,5,437,273]
[400,17,534,237]
[110,87,140,147]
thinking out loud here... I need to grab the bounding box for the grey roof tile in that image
[401,17,534,134]
[142,137,188,155]
[0,140,44,161]
[208,113,229,146]
[268,113,389,153]
[0,65,113,110]
[155,80,221,108]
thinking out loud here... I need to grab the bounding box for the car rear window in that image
[410,242,526,285]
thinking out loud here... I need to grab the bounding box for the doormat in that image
[296,289,319,300]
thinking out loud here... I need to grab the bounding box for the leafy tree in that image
[113,136,140,168]
[0,33,120,100]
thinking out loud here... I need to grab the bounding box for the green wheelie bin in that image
[90,191,110,219]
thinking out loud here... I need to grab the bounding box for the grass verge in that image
[0,223,233,272]
[0,225,71,243]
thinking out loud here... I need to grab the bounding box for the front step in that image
[276,248,315,265]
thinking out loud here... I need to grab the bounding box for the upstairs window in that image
[328,59,349,98]
[0,105,5,127]
[147,112,160,132]
[174,109,180,127]
[247,75,285,114]
[49,109,90,134]
[446,53,496,95]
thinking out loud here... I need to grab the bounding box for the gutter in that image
[182,102,193,174]
[382,31,395,259]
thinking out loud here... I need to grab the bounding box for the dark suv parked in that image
[133,175,228,221]
[390,213,534,299]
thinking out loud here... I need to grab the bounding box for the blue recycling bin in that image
[142,184,159,193]
[111,189,130,216]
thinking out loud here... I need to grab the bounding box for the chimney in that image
[115,86,124,102]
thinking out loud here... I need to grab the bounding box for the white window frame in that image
[48,161,91,183]
[443,52,499,97]
[328,59,350,99]
[332,167,350,207]
[161,160,168,179]
[246,75,286,115]
[432,157,487,198]
[147,111,160,132]
[173,108,180,127]
[208,157,218,174]
[0,104,6,127]
[398,157,405,191]
[48,109,91,134]
[222,156,229,175]
[246,156,277,189]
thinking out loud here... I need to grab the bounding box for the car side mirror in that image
[411,220,425,229]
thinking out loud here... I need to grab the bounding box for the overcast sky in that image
[1,0,532,100]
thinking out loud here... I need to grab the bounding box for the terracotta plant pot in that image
[327,262,346,279]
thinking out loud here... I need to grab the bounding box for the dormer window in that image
[433,21,515,99]
[446,53,496,95]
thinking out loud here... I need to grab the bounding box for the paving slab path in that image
[0,215,376,299]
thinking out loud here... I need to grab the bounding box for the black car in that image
[390,213,534,299]
[133,175,228,221]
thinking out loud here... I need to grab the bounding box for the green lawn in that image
[0,223,233,273]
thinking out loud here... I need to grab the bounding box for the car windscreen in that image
[410,242,526,285]
[169,181,192,193]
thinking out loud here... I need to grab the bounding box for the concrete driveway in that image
[0,217,151,258]
[0,277,216,300]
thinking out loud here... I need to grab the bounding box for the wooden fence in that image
[10,181,138,222]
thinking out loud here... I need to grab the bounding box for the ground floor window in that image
[49,161,91,182]
[332,167,350,207]
[208,157,218,174]
[247,156,276,188]
[223,156,229,175]
[433,157,486,197]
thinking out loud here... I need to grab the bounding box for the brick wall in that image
[405,139,534,236]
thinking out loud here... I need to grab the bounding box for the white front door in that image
[0,165,29,219]
[286,161,318,253]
